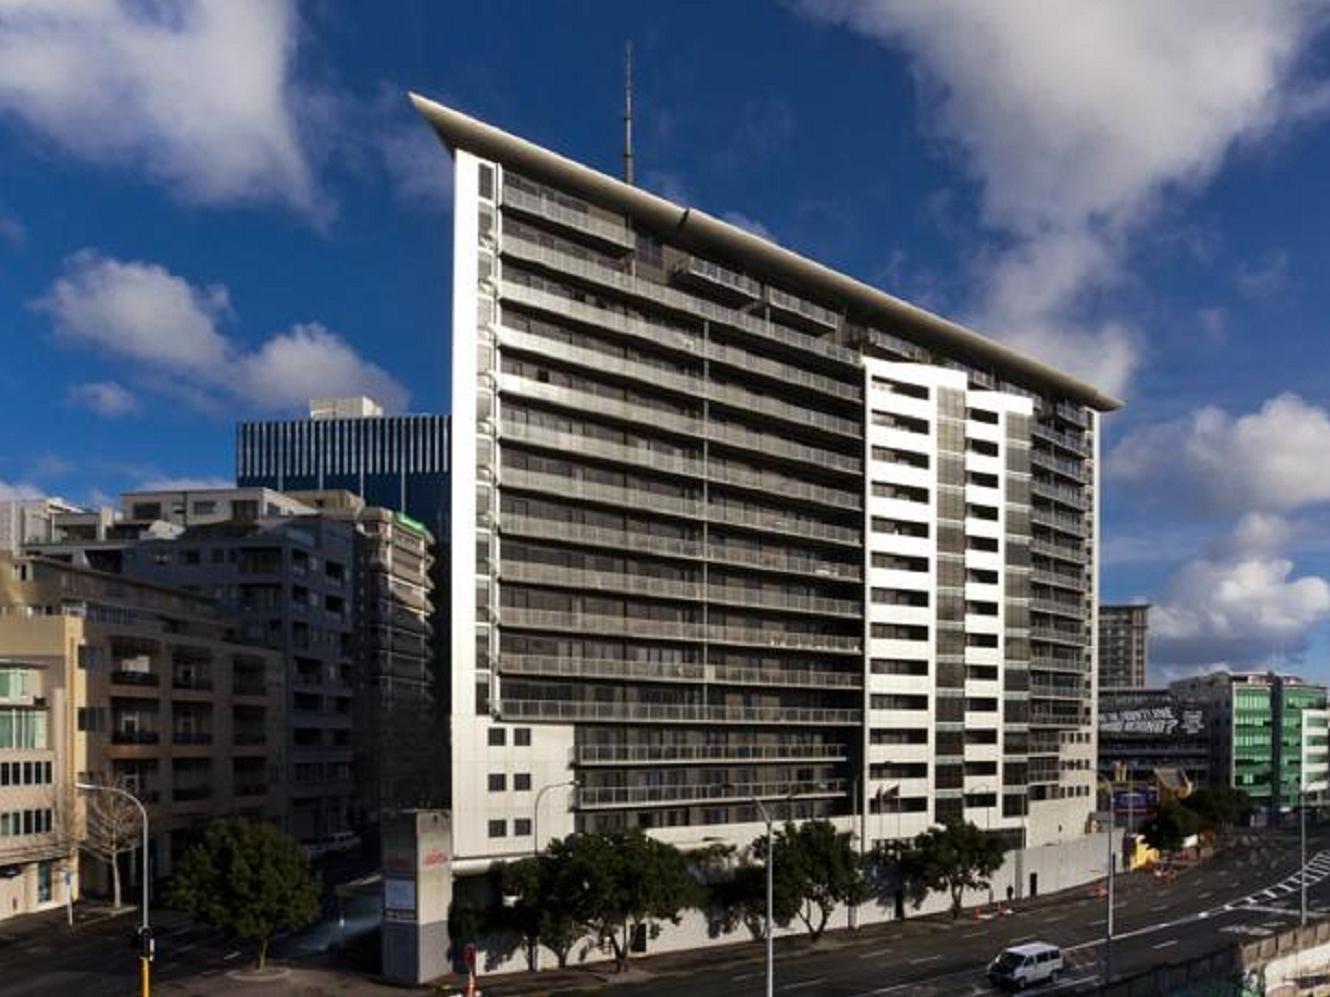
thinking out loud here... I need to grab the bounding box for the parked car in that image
[324,830,361,854]
[987,941,1064,990]
[300,839,329,860]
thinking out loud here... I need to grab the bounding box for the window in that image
[488,728,506,747]
[478,162,495,200]
[487,819,507,838]
[967,504,999,522]
[514,728,532,747]
[871,446,929,469]
[487,773,506,792]
[871,658,928,677]
[968,408,999,424]
[967,535,999,552]
[514,818,532,837]
[183,549,201,565]
[967,471,1000,488]
[132,503,162,520]
[192,501,217,515]
[872,482,929,503]
[871,694,927,711]
[871,517,929,538]
[514,773,532,791]
[872,552,928,572]
[968,439,999,457]
[967,633,999,648]
[871,623,928,641]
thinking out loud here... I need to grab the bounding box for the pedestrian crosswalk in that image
[1222,850,1330,913]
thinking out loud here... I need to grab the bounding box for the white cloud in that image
[0,208,24,248]
[1151,513,1330,669]
[798,1,1330,397]
[0,480,42,500]
[0,0,326,219]
[722,211,777,243]
[380,122,453,212]
[69,380,139,417]
[35,250,409,414]
[1107,393,1330,515]
[134,476,233,492]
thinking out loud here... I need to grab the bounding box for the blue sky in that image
[2,1,1330,681]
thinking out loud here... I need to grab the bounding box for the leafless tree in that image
[82,774,142,910]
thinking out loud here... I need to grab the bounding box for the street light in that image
[1097,778,1116,985]
[750,792,795,997]
[532,779,576,858]
[1301,786,1308,927]
[77,781,150,996]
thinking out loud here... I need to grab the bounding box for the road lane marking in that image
[909,955,942,964]
[782,979,826,991]
[1088,918,1106,926]
[732,973,756,981]
[1152,939,1178,950]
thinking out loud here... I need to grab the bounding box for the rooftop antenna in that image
[623,41,635,186]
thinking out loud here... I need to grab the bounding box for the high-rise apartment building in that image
[1099,603,1149,689]
[412,94,1120,868]
[236,398,449,540]
[0,553,285,892]
[1172,671,1329,817]
[0,496,86,554]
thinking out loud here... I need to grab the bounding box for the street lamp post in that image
[752,797,777,997]
[532,779,576,858]
[1301,788,1308,927]
[77,781,150,996]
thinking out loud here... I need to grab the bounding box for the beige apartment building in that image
[0,554,285,899]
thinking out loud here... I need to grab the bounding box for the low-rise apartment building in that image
[0,553,285,896]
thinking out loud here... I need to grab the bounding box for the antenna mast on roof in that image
[623,41,635,186]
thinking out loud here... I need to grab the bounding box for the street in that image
[478,828,1330,996]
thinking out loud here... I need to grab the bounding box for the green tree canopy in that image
[897,819,1005,920]
[498,851,585,969]
[1142,803,1201,853]
[753,819,866,941]
[1182,786,1252,830]
[167,819,321,969]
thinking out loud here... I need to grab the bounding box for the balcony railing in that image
[674,255,762,300]
[706,421,861,475]
[1031,422,1090,457]
[576,778,847,809]
[706,544,861,581]
[708,625,862,653]
[498,325,703,399]
[172,786,213,802]
[1028,508,1088,538]
[1030,449,1088,484]
[707,504,860,546]
[1030,479,1089,510]
[706,584,861,618]
[110,730,159,745]
[172,731,213,746]
[1030,625,1087,647]
[233,731,267,746]
[1030,682,1087,701]
[767,287,839,329]
[708,463,861,510]
[575,742,850,765]
[501,468,704,520]
[1053,401,1088,427]
[703,341,861,403]
[498,699,862,726]
[1029,705,1090,726]
[500,281,702,359]
[503,562,703,601]
[502,422,707,479]
[500,236,858,365]
[704,378,860,437]
[171,674,213,691]
[501,184,634,248]
[234,783,268,798]
[1030,598,1086,620]
[502,516,703,560]
[1030,656,1090,674]
[232,679,268,697]
[499,654,862,689]
[500,374,705,438]
[110,670,159,687]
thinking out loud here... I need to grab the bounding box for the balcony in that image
[705,584,861,617]
[498,699,862,726]
[499,281,702,359]
[1030,656,1089,674]
[111,730,159,745]
[232,679,268,697]
[1030,567,1085,592]
[499,655,862,689]
[500,374,705,438]
[1030,681,1087,700]
[576,778,847,809]
[501,421,707,479]
[708,463,861,511]
[502,515,703,561]
[1030,625,1087,647]
[1053,401,1088,427]
[704,341,861,403]
[1028,507,1087,538]
[706,422,861,475]
[500,236,858,366]
[767,287,839,330]
[172,731,213,746]
[233,730,267,746]
[673,255,761,301]
[502,561,703,601]
[1030,479,1089,510]
[501,184,634,249]
[707,504,860,546]
[707,625,861,654]
[172,786,213,803]
[1031,422,1089,457]
[704,378,860,438]
[234,783,268,798]
[706,544,861,581]
[171,673,213,692]
[497,325,703,400]
[500,607,706,640]
[1029,705,1089,726]
[110,670,159,687]
[1030,598,1086,620]
[575,742,850,765]
[501,468,704,520]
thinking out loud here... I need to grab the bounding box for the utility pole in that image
[623,42,634,186]
[753,798,775,997]
[78,781,150,996]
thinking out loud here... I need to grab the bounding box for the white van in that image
[987,941,1064,990]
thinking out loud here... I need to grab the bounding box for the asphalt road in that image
[484,828,1330,997]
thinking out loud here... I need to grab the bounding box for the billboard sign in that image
[1100,704,1204,737]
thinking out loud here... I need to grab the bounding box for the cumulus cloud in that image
[69,380,139,417]
[0,0,325,218]
[1236,250,1291,298]
[1107,393,1330,515]
[1151,512,1330,670]
[0,208,24,248]
[34,250,409,414]
[798,1,1330,397]
[0,480,42,500]
[380,121,454,212]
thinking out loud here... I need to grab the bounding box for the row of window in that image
[487,726,533,747]
[488,817,533,839]
[0,808,53,837]
[0,761,53,786]
[488,772,534,792]
[0,710,47,750]
[0,668,34,701]
[869,624,1000,647]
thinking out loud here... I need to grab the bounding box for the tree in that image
[498,852,585,969]
[1142,803,1201,853]
[898,819,1005,920]
[557,829,700,972]
[1182,786,1252,831]
[168,818,321,969]
[81,775,143,910]
[753,819,866,942]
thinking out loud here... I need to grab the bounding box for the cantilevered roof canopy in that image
[410,92,1123,412]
